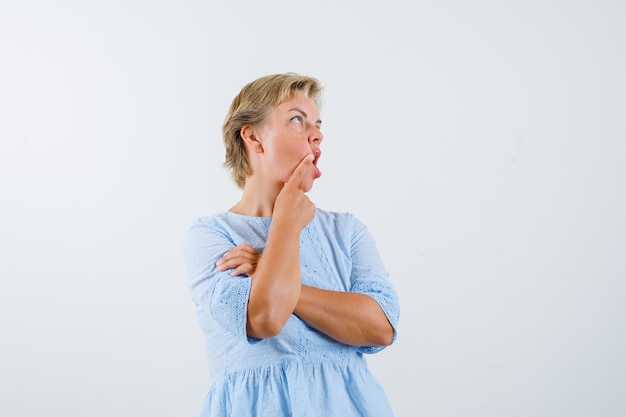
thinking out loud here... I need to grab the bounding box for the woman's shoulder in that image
[186,211,273,245]
[186,211,255,237]
[186,212,229,232]
[189,210,270,225]
[314,208,367,231]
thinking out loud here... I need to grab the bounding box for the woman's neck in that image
[229,177,281,218]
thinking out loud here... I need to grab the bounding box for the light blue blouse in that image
[183,209,400,416]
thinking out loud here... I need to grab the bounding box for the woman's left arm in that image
[294,286,394,346]
[217,217,400,348]
[295,217,399,348]
[217,244,393,345]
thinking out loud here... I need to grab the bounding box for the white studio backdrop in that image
[1,1,624,416]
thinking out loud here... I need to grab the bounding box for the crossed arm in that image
[216,241,394,347]
[216,155,394,346]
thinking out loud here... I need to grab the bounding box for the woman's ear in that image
[240,125,263,153]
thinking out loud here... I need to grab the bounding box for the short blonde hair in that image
[222,73,323,189]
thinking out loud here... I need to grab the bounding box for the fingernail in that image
[307,154,314,161]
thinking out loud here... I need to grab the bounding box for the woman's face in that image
[255,92,323,192]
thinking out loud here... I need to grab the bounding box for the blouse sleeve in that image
[183,218,259,342]
[349,215,400,354]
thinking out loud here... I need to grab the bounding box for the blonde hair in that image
[222,73,323,189]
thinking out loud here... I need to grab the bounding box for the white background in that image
[1,1,625,416]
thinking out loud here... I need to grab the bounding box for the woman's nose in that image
[308,128,323,144]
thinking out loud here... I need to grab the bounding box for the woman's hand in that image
[272,154,316,231]
[216,243,261,277]
[215,155,314,279]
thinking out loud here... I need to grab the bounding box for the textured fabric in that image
[183,209,400,417]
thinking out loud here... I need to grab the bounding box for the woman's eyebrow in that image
[288,107,322,125]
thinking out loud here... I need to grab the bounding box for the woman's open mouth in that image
[313,150,322,178]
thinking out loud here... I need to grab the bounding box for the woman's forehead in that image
[277,92,319,112]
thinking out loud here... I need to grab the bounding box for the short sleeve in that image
[183,218,259,342]
[348,216,400,354]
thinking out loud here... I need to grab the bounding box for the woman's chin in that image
[300,178,315,193]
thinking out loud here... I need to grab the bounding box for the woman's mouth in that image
[313,150,322,178]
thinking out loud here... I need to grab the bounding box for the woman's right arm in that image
[242,155,316,338]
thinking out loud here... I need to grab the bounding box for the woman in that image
[183,73,400,416]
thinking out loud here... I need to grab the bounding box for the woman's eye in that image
[291,115,303,124]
